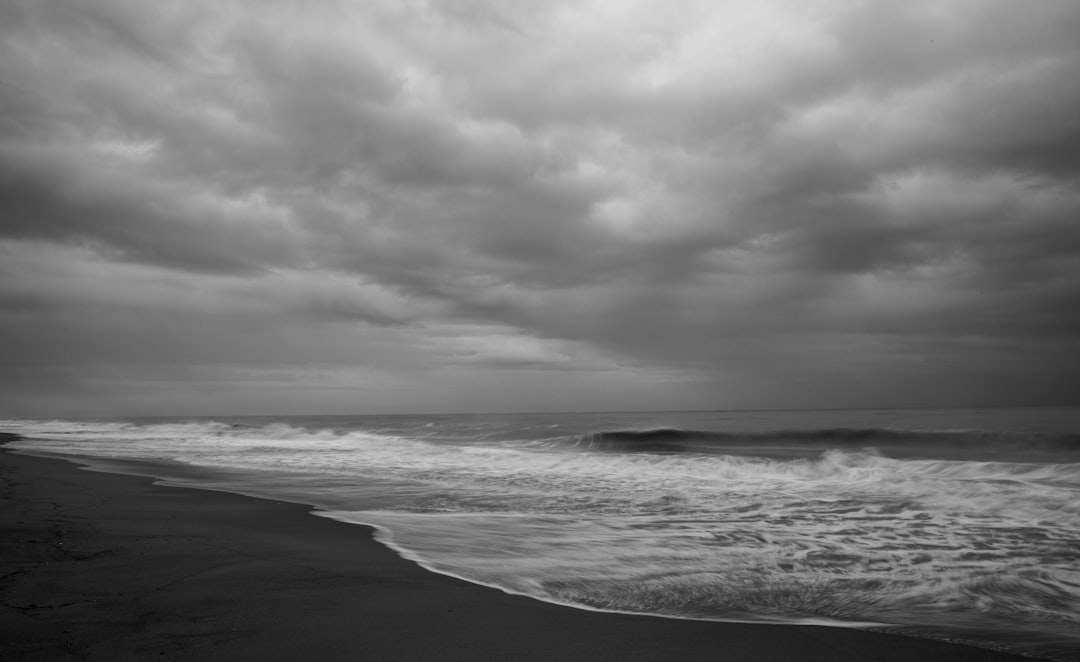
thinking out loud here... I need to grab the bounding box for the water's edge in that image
[6,445,1039,660]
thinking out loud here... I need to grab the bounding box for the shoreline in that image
[0,435,1045,660]
[9,444,890,631]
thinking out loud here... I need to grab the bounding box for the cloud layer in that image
[2,0,1079,415]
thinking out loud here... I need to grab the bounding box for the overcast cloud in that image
[2,0,1079,416]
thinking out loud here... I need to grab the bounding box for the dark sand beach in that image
[1,435,1039,661]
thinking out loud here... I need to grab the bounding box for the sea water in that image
[4,407,1079,660]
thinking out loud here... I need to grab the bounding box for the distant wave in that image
[560,426,1080,459]
[5,417,1079,463]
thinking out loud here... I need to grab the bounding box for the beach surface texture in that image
[0,434,1039,661]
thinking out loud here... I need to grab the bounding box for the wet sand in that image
[0,435,1039,661]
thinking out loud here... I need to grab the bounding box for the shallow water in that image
[5,407,1080,659]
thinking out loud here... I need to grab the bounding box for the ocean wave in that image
[5,418,1080,485]
[557,426,1080,459]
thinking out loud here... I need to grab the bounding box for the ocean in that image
[4,407,1079,660]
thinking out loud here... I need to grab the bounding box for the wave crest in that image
[558,426,1080,460]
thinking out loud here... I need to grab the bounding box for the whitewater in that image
[3,407,1079,660]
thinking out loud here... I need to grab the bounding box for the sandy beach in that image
[0,435,1040,661]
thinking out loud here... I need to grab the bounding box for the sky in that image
[2,0,1080,417]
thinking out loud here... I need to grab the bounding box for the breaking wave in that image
[558,426,1080,460]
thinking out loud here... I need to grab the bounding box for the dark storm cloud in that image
[2,0,1080,415]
